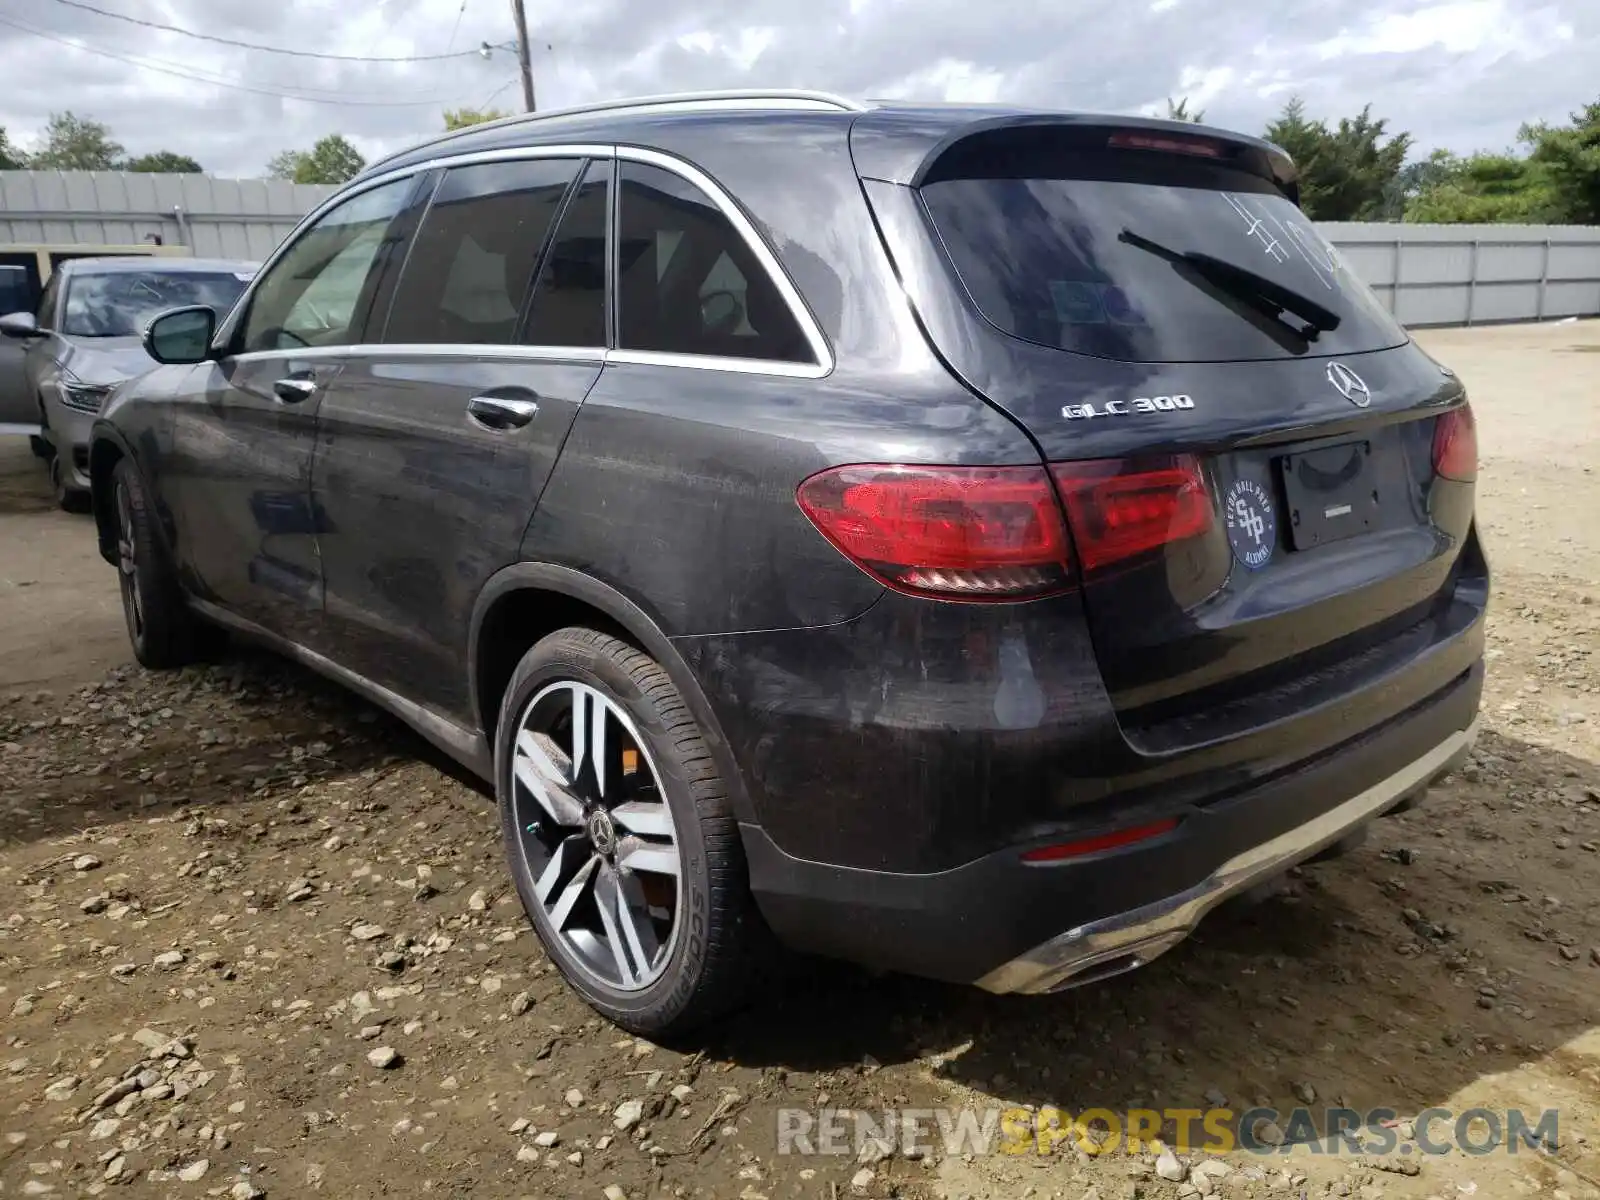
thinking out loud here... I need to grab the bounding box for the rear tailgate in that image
[857,119,1482,751]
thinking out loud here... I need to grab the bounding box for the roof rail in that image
[364,90,868,176]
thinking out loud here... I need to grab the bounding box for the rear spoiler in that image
[849,109,1300,205]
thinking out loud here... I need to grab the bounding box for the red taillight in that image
[1021,817,1180,863]
[1051,455,1213,574]
[795,464,1073,600]
[1432,403,1477,482]
[1108,130,1223,158]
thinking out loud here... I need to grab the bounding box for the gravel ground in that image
[2,320,1598,1200]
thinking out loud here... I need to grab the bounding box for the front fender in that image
[87,417,178,568]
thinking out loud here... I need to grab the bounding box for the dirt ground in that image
[2,320,1598,1200]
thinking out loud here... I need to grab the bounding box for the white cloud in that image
[1310,0,1575,58]
[875,59,1005,104]
[0,0,1593,176]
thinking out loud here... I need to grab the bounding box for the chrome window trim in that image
[603,348,823,378]
[225,343,809,378]
[229,343,607,367]
[213,141,834,380]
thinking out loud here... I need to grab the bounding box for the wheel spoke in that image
[591,865,642,986]
[611,866,661,973]
[610,800,673,838]
[547,852,600,930]
[515,729,584,827]
[572,686,609,799]
[533,834,588,904]
[617,837,680,879]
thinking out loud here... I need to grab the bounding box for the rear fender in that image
[469,561,757,825]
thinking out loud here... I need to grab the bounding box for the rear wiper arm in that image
[1118,228,1341,337]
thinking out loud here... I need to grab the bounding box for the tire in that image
[495,627,766,1038]
[50,453,91,514]
[29,434,50,459]
[110,457,221,668]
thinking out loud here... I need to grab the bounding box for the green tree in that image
[1524,99,1600,224]
[30,111,124,170]
[0,127,25,170]
[444,107,511,130]
[1403,149,1558,223]
[1263,96,1411,221]
[123,150,203,174]
[266,134,365,185]
[1164,97,1205,123]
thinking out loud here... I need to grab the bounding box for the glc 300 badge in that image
[1061,394,1194,420]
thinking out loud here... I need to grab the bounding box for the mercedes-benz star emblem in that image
[586,809,617,856]
[1326,361,1372,407]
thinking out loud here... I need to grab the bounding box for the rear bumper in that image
[735,657,1482,986]
[980,713,1477,994]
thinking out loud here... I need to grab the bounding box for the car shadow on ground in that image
[697,730,1600,1153]
[0,645,488,849]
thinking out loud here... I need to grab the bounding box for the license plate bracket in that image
[1278,440,1380,550]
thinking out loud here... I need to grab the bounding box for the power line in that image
[476,76,520,112]
[445,0,467,56]
[42,0,482,63]
[0,12,478,107]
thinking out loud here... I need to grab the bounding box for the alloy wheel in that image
[114,479,143,643]
[510,681,682,991]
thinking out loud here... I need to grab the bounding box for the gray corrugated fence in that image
[0,170,338,261]
[3,171,1598,328]
[1320,222,1600,328]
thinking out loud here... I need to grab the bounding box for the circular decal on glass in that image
[1224,478,1276,570]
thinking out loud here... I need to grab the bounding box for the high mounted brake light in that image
[1107,130,1224,158]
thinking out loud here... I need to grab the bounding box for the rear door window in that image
[522,159,609,349]
[918,135,1408,363]
[385,158,582,345]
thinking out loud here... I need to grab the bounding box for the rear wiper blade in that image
[1118,228,1341,338]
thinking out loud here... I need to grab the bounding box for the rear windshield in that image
[62,270,251,338]
[918,143,1408,363]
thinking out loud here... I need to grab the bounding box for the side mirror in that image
[143,306,216,365]
[0,311,44,340]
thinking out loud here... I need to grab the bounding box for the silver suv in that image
[0,256,255,509]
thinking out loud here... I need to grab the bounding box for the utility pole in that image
[509,0,536,111]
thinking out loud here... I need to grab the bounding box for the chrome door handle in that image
[273,377,317,403]
[466,395,539,429]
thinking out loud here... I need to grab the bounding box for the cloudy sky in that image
[0,0,1593,178]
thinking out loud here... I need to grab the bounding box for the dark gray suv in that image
[87,90,1486,1037]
